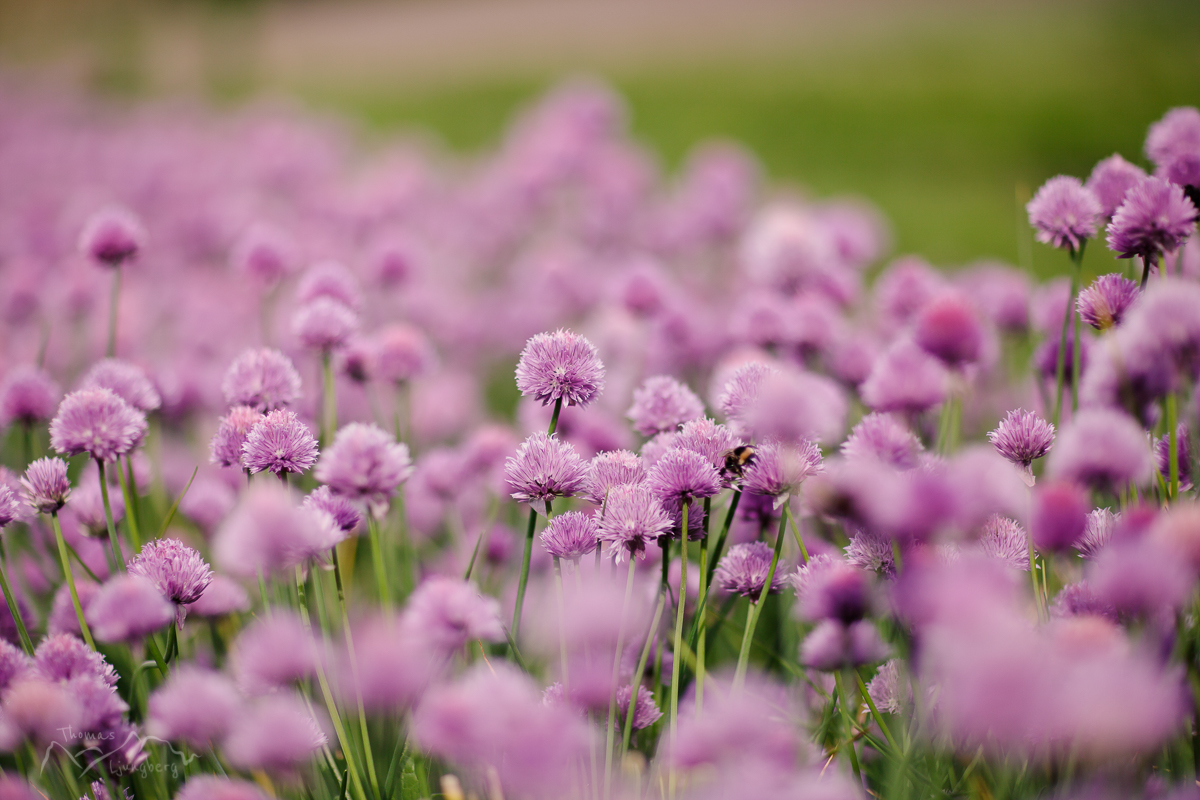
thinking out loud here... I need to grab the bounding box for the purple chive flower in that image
[1046,408,1153,492]
[231,223,298,285]
[987,409,1055,481]
[1026,175,1102,252]
[1077,508,1118,560]
[584,449,645,504]
[504,432,587,512]
[800,619,888,671]
[86,575,175,643]
[128,538,213,626]
[515,328,605,408]
[69,468,124,533]
[713,542,785,600]
[146,666,241,749]
[801,563,872,623]
[540,511,600,561]
[1146,106,1200,188]
[716,361,776,425]
[213,483,338,576]
[241,409,319,477]
[210,405,264,468]
[303,485,362,532]
[298,260,362,311]
[221,348,302,411]
[867,659,907,714]
[335,616,437,713]
[48,581,99,636]
[615,684,662,731]
[176,777,271,800]
[79,205,145,267]
[223,692,327,774]
[314,422,413,507]
[841,412,922,470]
[741,439,823,498]
[81,359,161,412]
[1034,333,1090,389]
[1090,536,1194,617]
[232,611,319,694]
[1076,273,1139,331]
[743,367,847,445]
[0,366,59,428]
[860,338,949,415]
[1106,176,1198,261]
[49,388,147,463]
[978,516,1030,571]
[674,417,739,472]
[0,485,18,529]
[292,297,359,352]
[646,448,722,510]
[400,577,504,656]
[1087,154,1148,218]
[1051,581,1117,621]
[1154,424,1192,489]
[914,291,985,367]
[1030,481,1090,553]
[597,485,673,562]
[21,457,71,514]
[188,574,250,618]
[375,323,436,384]
[627,375,705,436]
[34,633,117,686]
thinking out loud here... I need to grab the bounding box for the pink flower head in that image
[0,366,59,428]
[314,422,413,507]
[626,375,704,436]
[1086,154,1147,218]
[714,541,785,600]
[292,297,358,352]
[540,510,600,561]
[81,358,161,412]
[841,413,922,470]
[515,329,605,408]
[584,449,645,505]
[86,575,174,643]
[860,338,949,415]
[504,432,587,512]
[230,222,299,284]
[375,323,436,384]
[1076,273,1139,331]
[597,484,672,562]
[210,405,264,468]
[988,409,1055,471]
[297,260,362,311]
[221,348,302,412]
[128,537,213,626]
[21,457,71,514]
[241,409,319,477]
[1146,106,1200,188]
[50,388,147,463]
[79,205,145,267]
[1027,175,1102,252]
[1106,176,1198,261]
[914,291,985,367]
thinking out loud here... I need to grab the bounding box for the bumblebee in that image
[721,445,756,481]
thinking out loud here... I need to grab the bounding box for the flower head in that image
[303,486,362,532]
[221,348,302,411]
[79,205,145,267]
[1077,507,1118,560]
[716,361,775,424]
[314,422,413,506]
[1106,176,1198,260]
[1154,424,1192,490]
[583,449,645,504]
[860,338,949,415]
[1030,481,1090,553]
[741,439,823,498]
[540,511,600,561]
[615,685,662,731]
[987,409,1055,474]
[673,418,739,473]
[231,223,299,284]
[1087,154,1147,218]
[34,633,117,686]
[241,409,319,477]
[86,575,175,643]
[146,666,241,750]
[1146,106,1200,188]
[1076,273,1139,331]
[375,323,436,383]
[50,388,147,463]
[21,457,71,514]
[1046,408,1152,492]
[504,432,587,511]
[81,359,161,412]
[596,485,672,562]
[128,538,213,625]
[1026,175,1102,252]
[223,693,326,774]
[713,542,785,600]
[0,366,59,428]
[978,516,1030,571]
[298,260,362,311]
[175,777,272,800]
[0,484,17,529]
[626,375,704,436]
[914,291,985,367]
[841,413,922,470]
[232,611,319,693]
[515,329,605,408]
[210,405,264,468]
[646,448,722,505]
[400,577,504,656]
[292,297,358,352]
[214,483,342,577]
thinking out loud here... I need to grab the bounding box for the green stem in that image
[157,466,198,538]
[0,551,33,655]
[787,502,809,563]
[734,502,789,687]
[144,629,169,678]
[622,589,666,758]
[1141,252,1156,290]
[856,669,897,753]
[604,557,637,800]
[330,553,382,800]
[96,460,125,573]
[107,266,121,358]
[368,514,392,612]
[547,396,563,436]
[668,504,689,800]
[116,456,141,554]
[695,512,709,712]
[834,671,864,785]
[322,351,338,448]
[510,506,539,647]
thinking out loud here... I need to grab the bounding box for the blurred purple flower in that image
[188,574,250,618]
[303,485,362,532]
[0,366,59,428]
[375,323,436,384]
[627,375,704,436]
[716,361,775,425]
[86,575,174,643]
[81,359,161,412]
[223,692,327,774]
[147,666,241,749]
[741,439,822,498]
[292,297,359,352]
[1154,424,1192,490]
[210,405,264,468]
[1146,107,1200,188]
[315,422,413,507]
[298,260,362,311]
[230,223,298,285]
[1107,176,1197,261]
[841,412,922,469]
[79,206,145,267]
[176,777,271,800]
[800,620,888,671]
[714,542,784,600]
[914,290,985,367]
[214,483,340,577]
[50,387,147,463]
[221,348,302,412]
[1027,175,1101,252]
[1046,408,1152,492]
[401,577,504,656]
[860,338,948,415]
[232,611,319,694]
[1030,481,1091,553]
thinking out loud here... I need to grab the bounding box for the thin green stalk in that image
[787,503,809,563]
[1028,540,1044,622]
[157,466,198,538]
[834,671,864,785]
[1169,393,1180,499]
[695,513,709,712]
[51,513,96,652]
[703,490,741,589]
[604,557,637,800]
[622,589,666,757]
[367,514,392,612]
[107,267,121,357]
[855,669,897,753]
[322,351,338,448]
[547,396,563,436]
[144,630,170,678]
[0,551,33,655]
[734,502,789,687]
[668,504,689,800]
[96,460,125,573]
[1141,253,1156,290]
[510,506,539,648]
[115,456,141,554]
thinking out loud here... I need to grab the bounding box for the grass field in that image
[291,0,1200,280]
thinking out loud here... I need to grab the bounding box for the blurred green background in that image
[2,0,1198,279]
